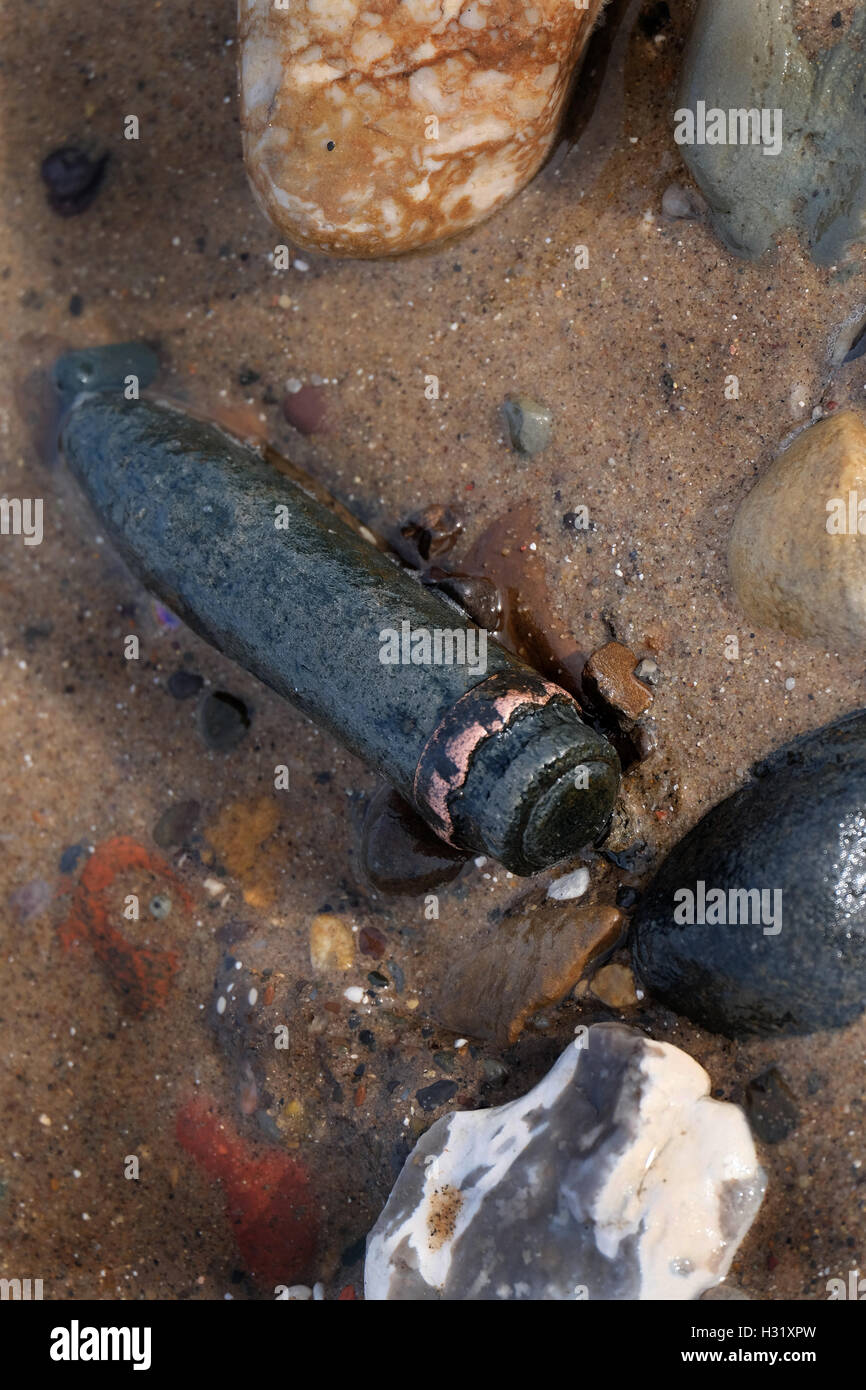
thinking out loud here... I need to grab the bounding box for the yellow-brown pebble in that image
[239,0,605,257]
[309,912,355,972]
[590,961,638,1009]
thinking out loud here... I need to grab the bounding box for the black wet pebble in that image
[68,294,84,317]
[198,690,251,751]
[41,146,109,216]
[167,669,204,700]
[745,1068,799,1144]
[632,709,866,1036]
[358,1028,376,1049]
[416,1079,458,1112]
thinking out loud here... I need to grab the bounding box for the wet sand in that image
[0,0,864,1299]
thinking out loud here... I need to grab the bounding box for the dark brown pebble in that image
[282,383,327,435]
[423,569,502,631]
[359,925,387,958]
[152,799,201,849]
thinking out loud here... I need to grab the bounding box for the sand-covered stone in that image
[729,412,866,652]
[239,0,605,257]
[365,1022,765,1300]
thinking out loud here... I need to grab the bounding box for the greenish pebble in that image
[679,0,866,263]
[502,396,553,458]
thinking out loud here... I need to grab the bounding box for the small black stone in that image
[416,1079,458,1112]
[41,146,109,216]
[238,368,260,386]
[167,669,204,700]
[358,1029,376,1049]
[198,690,251,751]
[341,1236,366,1266]
[367,971,389,989]
[745,1068,799,1144]
[68,294,84,317]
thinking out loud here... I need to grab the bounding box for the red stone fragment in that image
[58,835,192,1014]
[176,1095,318,1288]
[358,925,387,958]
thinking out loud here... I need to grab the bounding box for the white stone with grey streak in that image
[365,1022,765,1300]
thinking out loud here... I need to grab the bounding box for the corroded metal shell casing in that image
[61,389,619,874]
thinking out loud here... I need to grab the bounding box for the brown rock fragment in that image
[434,901,625,1045]
[590,961,639,1009]
[583,642,654,723]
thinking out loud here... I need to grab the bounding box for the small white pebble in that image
[344,986,365,1004]
[216,996,227,1015]
[547,867,590,901]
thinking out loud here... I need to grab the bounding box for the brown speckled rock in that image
[583,641,653,724]
[434,899,624,1044]
[238,0,605,258]
[729,412,866,652]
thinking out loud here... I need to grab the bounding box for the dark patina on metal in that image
[59,353,619,875]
